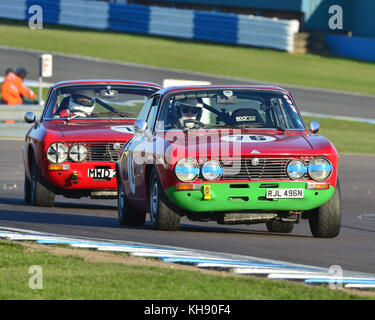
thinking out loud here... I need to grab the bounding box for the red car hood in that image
[47,119,135,142]
[162,130,312,157]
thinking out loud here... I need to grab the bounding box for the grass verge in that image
[0,240,373,300]
[303,116,375,154]
[1,20,375,95]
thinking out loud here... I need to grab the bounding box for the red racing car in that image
[116,85,341,238]
[23,79,161,207]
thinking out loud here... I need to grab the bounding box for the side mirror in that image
[309,120,320,134]
[24,112,36,124]
[134,119,147,133]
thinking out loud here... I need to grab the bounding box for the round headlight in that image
[286,159,307,180]
[308,157,332,181]
[202,160,223,181]
[46,143,68,164]
[69,144,88,162]
[175,158,199,182]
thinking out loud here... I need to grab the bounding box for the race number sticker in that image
[110,125,134,133]
[221,134,276,143]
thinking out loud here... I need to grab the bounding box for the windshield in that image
[44,84,158,119]
[157,89,305,131]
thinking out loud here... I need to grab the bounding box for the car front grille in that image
[219,157,311,181]
[87,143,124,162]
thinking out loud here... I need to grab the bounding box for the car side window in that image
[137,97,154,122]
[146,96,160,132]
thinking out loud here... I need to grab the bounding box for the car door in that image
[127,95,160,203]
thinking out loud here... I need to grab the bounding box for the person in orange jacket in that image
[1,68,16,104]
[1,67,37,105]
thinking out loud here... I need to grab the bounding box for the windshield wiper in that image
[95,99,133,117]
[206,125,236,129]
[90,112,130,118]
[274,126,286,134]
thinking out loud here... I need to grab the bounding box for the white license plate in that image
[88,167,116,181]
[266,188,304,199]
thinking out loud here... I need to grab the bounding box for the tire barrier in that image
[0,0,299,52]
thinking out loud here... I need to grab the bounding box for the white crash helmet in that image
[68,90,95,117]
[175,101,203,129]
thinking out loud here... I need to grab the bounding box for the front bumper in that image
[43,162,117,191]
[164,181,335,213]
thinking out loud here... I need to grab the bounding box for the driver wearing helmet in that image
[173,100,203,129]
[59,90,95,118]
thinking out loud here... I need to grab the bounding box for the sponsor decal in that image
[235,115,256,122]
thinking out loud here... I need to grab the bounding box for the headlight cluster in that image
[286,157,332,181]
[46,143,88,164]
[175,158,223,182]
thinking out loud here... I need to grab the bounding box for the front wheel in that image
[149,169,181,231]
[308,180,342,238]
[31,162,55,207]
[117,176,145,226]
[24,172,32,203]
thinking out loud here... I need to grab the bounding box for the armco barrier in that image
[0,0,299,52]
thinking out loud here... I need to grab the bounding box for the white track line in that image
[233,268,324,275]
[345,284,375,289]
[268,273,375,281]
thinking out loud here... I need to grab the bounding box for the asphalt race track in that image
[1,140,375,274]
[1,45,375,119]
[0,46,375,275]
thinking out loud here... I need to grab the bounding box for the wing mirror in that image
[134,119,147,133]
[24,112,36,124]
[309,120,320,134]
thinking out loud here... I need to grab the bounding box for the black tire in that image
[31,161,55,207]
[149,169,181,231]
[308,180,342,238]
[117,177,145,226]
[266,220,294,233]
[24,172,32,203]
